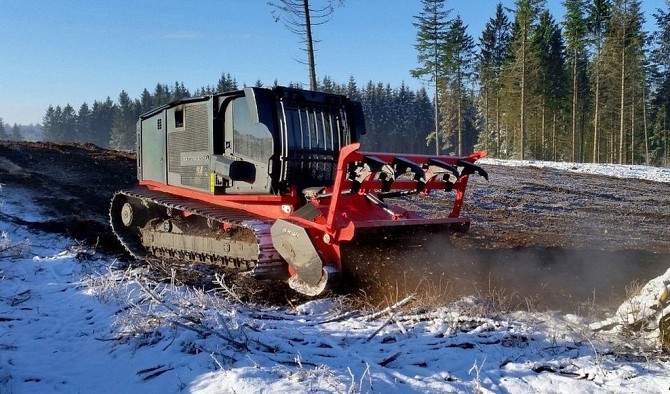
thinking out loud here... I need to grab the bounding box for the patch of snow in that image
[1,170,670,393]
[479,158,670,184]
[295,298,341,315]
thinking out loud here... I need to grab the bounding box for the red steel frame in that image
[141,143,487,272]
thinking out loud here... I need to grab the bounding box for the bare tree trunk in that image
[619,48,626,164]
[593,69,600,162]
[457,86,463,155]
[520,29,527,160]
[303,0,317,91]
[642,82,649,165]
[552,112,557,161]
[631,86,635,164]
[483,88,489,151]
[571,53,578,162]
[541,97,546,160]
[665,116,668,166]
[496,92,501,157]
[434,91,440,155]
[434,51,440,155]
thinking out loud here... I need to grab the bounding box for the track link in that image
[110,187,287,280]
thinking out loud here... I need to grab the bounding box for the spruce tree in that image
[0,118,7,140]
[587,0,612,162]
[109,91,137,150]
[502,0,545,159]
[60,104,77,142]
[602,0,647,164]
[346,76,360,102]
[477,3,511,157]
[216,73,238,93]
[443,15,477,155]
[76,103,92,143]
[413,87,436,154]
[563,0,589,161]
[90,98,115,148]
[11,124,22,141]
[172,82,190,100]
[42,106,56,141]
[139,89,153,114]
[651,1,670,165]
[46,106,65,141]
[411,0,452,154]
[534,10,568,160]
[153,84,171,107]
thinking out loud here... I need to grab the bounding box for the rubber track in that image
[110,187,286,279]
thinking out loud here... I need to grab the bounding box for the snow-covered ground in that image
[1,161,670,393]
[479,157,670,184]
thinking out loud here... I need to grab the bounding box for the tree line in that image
[38,73,439,154]
[34,0,670,167]
[414,0,669,166]
[0,119,24,141]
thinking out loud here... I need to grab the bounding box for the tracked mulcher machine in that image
[110,86,488,295]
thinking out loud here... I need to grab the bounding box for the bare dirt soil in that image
[1,141,669,311]
[0,141,136,250]
[346,160,670,311]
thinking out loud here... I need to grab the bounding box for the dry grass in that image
[356,269,542,319]
[0,232,31,259]
[660,313,670,352]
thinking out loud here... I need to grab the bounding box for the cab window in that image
[232,97,273,163]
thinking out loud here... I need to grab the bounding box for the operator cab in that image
[216,86,366,195]
[137,86,366,196]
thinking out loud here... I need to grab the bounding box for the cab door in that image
[139,112,167,184]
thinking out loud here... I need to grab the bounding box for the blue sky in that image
[0,0,665,125]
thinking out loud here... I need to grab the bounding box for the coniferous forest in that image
[10,0,670,166]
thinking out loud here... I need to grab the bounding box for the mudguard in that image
[270,219,324,287]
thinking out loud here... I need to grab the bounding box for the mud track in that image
[1,141,669,311]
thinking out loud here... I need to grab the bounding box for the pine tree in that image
[534,10,568,160]
[587,0,612,162]
[60,104,77,142]
[477,3,512,157]
[563,0,589,161]
[0,118,7,140]
[411,0,452,154]
[650,1,670,166]
[345,76,360,101]
[650,105,668,165]
[501,0,545,159]
[319,75,337,93]
[360,81,397,152]
[43,105,67,142]
[11,124,22,141]
[602,0,647,164]
[413,87,435,154]
[442,15,477,155]
[139,89,153,114]
[75,103,92,143]
[90,98,115,148]
[153,84,171,107]
[216,73,238,93]
[42,106,56,141]
[109,90,137,150]
[395,82,416,153]
[172,81,190,100]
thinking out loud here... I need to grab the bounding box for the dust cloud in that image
[340,233,670,314]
